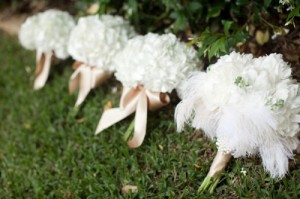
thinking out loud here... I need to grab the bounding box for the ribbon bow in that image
[95,86,170,148]
[69,63,112,107]
[34,50,53,90]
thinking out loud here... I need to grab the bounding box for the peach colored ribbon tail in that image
[95,86,170,148]
[69,64,91,107]
[127,89,148,148]
[69,64,112,107]
[95,87,140,135]
[91,68,112,89]
[146,90,170,111]
[69,63,86,94]
[207,150,232,177]
[33,50,53,90]
[127,89,170,148]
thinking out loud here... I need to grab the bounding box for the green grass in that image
[0,32,299,198]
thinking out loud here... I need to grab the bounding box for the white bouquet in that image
[19,9,75,89]
[67,15,136,107]
[114,33,200,93]
[175,52,300,193]
[96,33,202,148]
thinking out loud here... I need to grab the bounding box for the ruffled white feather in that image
[113,33,202,93]
[19,9,75,59]
[67,15,136,71]
[175,52,300,178]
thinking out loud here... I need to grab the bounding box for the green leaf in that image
[219,39,227,53]
[208,37,226,60]
[202,34,220,46]
[162,0,176,10]
[128,0,138,12]
[186,1,202,13]
[226,31,247,49]
[198,47,205,57]
[222,20,234,36]
[235,0,249,6]
[206,4,223,21]
[172,11,188,31]
[263,0,272,7]
[286,5,300,26]
[170,10,179,19]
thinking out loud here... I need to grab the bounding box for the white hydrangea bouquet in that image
[175,52,300,193]
[96,33,202,148]
[68,15,136,107]
[19,9,75,90]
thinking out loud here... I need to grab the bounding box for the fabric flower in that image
[113,33,202,93]
[175,52,300,192]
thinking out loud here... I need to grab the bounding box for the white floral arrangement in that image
[19,9,75,90]
[96,33,202,148]
[113,33,202,93]
[67,14,136,107]
[19,9,75,59]
[175,52,300,192]
[68,14,136,70]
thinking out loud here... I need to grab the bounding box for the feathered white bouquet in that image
[96,33,202,148]
[19,9,75,89]
[175,52,300,193]
[68,15,136,107]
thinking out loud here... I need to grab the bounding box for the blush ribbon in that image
[69,63,112,107]
[95,86,170,148]
[208,150,232,177]
[34,50,53,90]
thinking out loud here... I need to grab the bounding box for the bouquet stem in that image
[123,119,135,141]
[198,150,232,194]
[68,106,80,118]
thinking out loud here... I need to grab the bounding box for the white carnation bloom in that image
[19,15,39,50]
[19,9,75,59]
[114,33,202,93]
[68,15,136,71]
[175,52,300,178]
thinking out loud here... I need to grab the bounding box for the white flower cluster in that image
[113,33,202,93]
[176,52,300,178]
[68,15,136,71]
[19,9,75,59]
[279,0,295,11]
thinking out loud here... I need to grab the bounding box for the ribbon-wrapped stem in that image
[69,63,112,107]
[198,150,232,194]
[95,86,170,148]
[34,50,53,90]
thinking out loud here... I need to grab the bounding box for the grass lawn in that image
[0,32,299,198]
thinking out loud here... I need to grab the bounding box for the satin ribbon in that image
[69,63,112,107]
[208,150,232,177]
[34,50,53,90]
[95,86,170,148]
[72,61,83,69]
